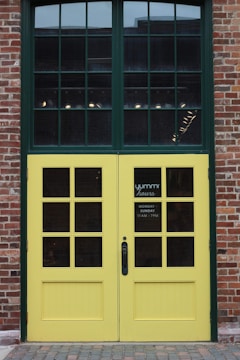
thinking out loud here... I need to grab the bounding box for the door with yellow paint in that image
[27,154,210,341]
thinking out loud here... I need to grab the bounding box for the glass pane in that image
[43,203,70,232]
[124,111,148,145]
[167,237,194,266]
[124,73,148,109]
[176,5,200,34]
[167,168,193,197]
[135,237,162,267]
[177,37,201,71]
[176,110,201,144]
[88,38,112,71]
[135,203,161,232]
[134,168,161,197]
[35,5,59,34]
[150,37,174,70]
[150,2,174,34]
[124,1,148,34]
[150,73,175,109]
[43,168,69,197]
[177,74,201,108]
[167,202,194,232]
[35,38,59,71]
[61,3,86,34]
[61,38,85,71]
[88,2,112,34]
[75,237,102,267]
[34,111,58,145]
[61,74,85,109]
[75,203,102,232]
[88,74,111,108]
[88,111,112,145]
[61,111,85,145]
[75,168,102,197]
[35,75,58,108]
[43,237,70,267]
[151,110,175,145]
[124,37,147,71]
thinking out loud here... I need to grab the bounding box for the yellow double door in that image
[27,154,210,341]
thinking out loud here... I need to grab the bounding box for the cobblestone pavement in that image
[4,343,240,360]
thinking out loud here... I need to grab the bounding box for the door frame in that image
[20,0,217,342]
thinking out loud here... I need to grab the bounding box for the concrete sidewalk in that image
[2,343,240,360]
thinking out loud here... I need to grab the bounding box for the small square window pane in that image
[61,3,86,34]
[75,203,102,232]
[150,73,175,109]
[43,237,70,267]
[151,110,175,145]
[167,168,193,197]
[75,168,102,197]
[124,37,148,70]
[134,168,161,197]
[43,168,69,197]
[124,1,148,34]
[150,37,174,71]
[61,38,85,71]
[88,38,112,71]
[135,203,161,232]
[124,111,148,145]
[88,2,112,34]
[88,111,112,145]
[35,5,59,32]
[61,111,85,145]
[167,202,194,232]
[43,203,70,232]
[177,74,201,108]
[35,74,58,108]
[35,38,59,71]
[177,37,201,71]
[124,73,148,109]
[167,237,194,266]
[75,237,102,267]
[135,237,162,267]
[176,5,200,34]
[150,2,174,34]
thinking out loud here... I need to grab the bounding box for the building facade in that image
[0,0,240,343]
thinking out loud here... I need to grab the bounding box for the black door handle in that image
[122,242,128,275]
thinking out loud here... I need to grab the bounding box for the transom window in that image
[33,1,203,150]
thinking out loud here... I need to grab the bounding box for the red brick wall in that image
[0,0,21,343]
[213,0,240,342]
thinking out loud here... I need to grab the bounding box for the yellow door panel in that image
[27,155,118,341]
[119,154,210,341]
[28,154,210,341]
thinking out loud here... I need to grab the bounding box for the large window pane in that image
[150,37,174,70]
[35,5,59,34]
[176,4,200,34]
[124,1,148,34]
[151,110,175,145]
[35,38,59,71]
[88,111,112,145]
[34,111,58,145]
[124,111,148,145]
[177,74,201,108]
[150,73,175,109]
[61,38,85,71]
[150,2,174,34]
[124,73,148,109]
[88,37,112,71]
[177,37,201,71]
[61,74,85,109]
[61,2,86,34]
[124,37,148,71]
[61,111,85,145]
[88,2,112,34]
[35,74,58,108]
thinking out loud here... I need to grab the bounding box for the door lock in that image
[121,242,128,275]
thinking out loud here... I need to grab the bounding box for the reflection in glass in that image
[167,168,193,197]
[177,74,201,108]
[88,38,112,71]
[124,37,147,71]
[177,37,201,71]
[35,74,58,108]
[75,237,102,267]
[124,73,147,109]
[151,111,175,145]
[88,2,112,32]
[150,73,175,109]
[34,111,58,145]
[124,111,148,145]
[75,203,102,232]
[150,2,174,34]
[61,38,85,71]
[176,110,201,145]
[88,111,112,145]
[43,168,69,197]
[176,5,200,34]
[124,1,148,33]
[134,168,161,197]
[135,237,162,267]
[135,203,161,232]
[61,111,85,145]
[75,168,102,197]
[35,38,59,71]
[35,5,59,30]
[150,37,174,70]
[43,237,70,267]
[167,202,194,232]
[43,203,70,232]
[167,237,194,266]
[61,3,86,33]
[61,74,85,108]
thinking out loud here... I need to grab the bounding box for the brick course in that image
[0,0,21,343]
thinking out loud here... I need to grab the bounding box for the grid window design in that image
[33,1,202,150]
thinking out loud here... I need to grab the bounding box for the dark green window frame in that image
[27,0,211,153]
